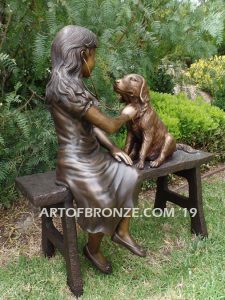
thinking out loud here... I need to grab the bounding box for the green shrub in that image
[149,66,175,94]
[153,92,225,158]
[214,87,225,111]
[185,55,225,110]
[213,96,225,111]
[0,87,57,207]
[185,55,225,95]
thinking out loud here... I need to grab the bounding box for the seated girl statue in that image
[46,25,146,274]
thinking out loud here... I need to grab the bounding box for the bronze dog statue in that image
[114,74,196,169]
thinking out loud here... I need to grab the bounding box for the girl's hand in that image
[121,104,138,120]
[110,146,133,165]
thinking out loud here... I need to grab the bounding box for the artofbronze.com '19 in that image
[39,207,197,218]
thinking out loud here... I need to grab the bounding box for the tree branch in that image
[115,0,140,47]
[0,12,13,50]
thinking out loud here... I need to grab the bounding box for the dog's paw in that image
[149,160,160,168]
[135,161,145,169]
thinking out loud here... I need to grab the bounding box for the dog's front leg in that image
[124,129,135,155]
[135,131,153,169]
[129,143,139,160]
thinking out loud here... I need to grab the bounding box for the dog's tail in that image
[176,143,198,153]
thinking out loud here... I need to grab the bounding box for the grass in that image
[0,178,225,300]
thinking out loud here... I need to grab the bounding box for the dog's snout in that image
[115,79,121,84]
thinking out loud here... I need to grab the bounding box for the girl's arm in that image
[84,105,136,134]
[93,126,133,165]
[94,127,133,166]
[93,127,115,151]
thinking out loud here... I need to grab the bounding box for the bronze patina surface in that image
[45,25,145,273]
[15,149,213,296]
[114,74,196,169]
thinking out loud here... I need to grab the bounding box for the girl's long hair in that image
[46,25,98,105]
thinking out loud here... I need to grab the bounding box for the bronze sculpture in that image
[46,25,146,275]
[114,74,197,169]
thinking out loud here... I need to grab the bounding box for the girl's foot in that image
[83,244,112,274]
[111,231,146,257]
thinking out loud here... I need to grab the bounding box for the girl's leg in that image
[84,232,112,273]
[87,232,106,264]
[112,211,146,257]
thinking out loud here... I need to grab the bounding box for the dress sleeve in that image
[59,91,95,118]
[73,93,94,117]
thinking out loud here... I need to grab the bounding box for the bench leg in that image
[42,209,55,258]
[154,176,168,210]
[62,193,83,297]
[154,169,208,237]
[185,167,208,237]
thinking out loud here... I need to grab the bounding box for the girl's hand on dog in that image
[110,146,133,165]
[121,104,138,120]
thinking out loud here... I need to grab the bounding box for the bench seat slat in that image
[15,171,69,207]
[139,150,213,180]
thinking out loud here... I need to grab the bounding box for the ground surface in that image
[0,166,224,300]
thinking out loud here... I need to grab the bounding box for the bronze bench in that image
[15,149,213,297]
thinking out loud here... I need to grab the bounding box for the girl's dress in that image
[51,89,140,234]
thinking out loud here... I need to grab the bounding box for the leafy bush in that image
[151,92,225,157]
[0,88,57,207]
[185,55,225,110]
[185,55,225,94]
[213,92,225,111]
[148,66,175,94]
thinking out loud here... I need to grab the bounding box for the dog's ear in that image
[139,78,149,103]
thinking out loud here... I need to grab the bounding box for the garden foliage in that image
[185,55,225,110]
[151,92,225,157]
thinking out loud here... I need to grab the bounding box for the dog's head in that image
[113,74,149,104]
